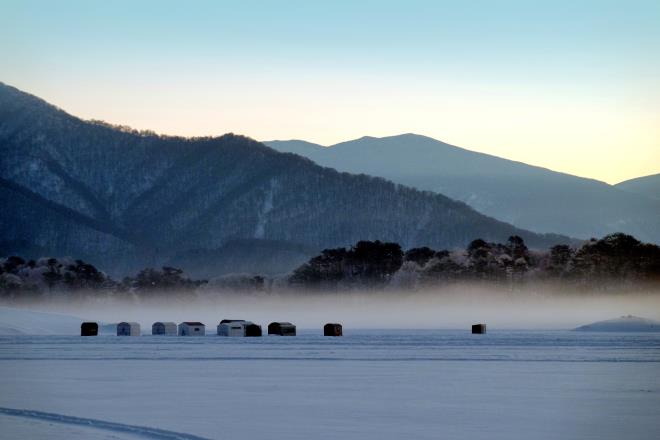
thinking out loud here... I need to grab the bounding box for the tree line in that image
[0,258,206,298]
[289,233,660,290]
[2,233,659,298]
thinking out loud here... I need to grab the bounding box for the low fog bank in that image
[4,285,660,331]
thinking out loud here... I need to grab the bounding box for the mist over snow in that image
[0,307,83,335]
[5,286,660,334]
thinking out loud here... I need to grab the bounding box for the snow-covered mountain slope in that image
[266,135,660,243]
[0,83,571,275]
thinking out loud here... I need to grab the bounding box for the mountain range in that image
[0,83,570,276]
[266,136,660,244]
[615,174,660,201]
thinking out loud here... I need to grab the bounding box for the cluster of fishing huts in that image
[80,321,345,337]
[81,321,488,336]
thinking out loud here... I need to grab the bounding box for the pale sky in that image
[1,0,659,184]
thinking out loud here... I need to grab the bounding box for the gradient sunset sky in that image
[1,0,658,184]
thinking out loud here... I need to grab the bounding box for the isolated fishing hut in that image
[268,322,296,336]
[117,322,141,336]
[178,321,205,336]
[152,321,177,335]
[324,323,343,336]
[472,323,487,334]
[80,322,98,336]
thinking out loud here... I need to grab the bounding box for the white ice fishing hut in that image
[117,322,140,336]
[152,321,177,335]
[178,321,205,336]
[217,320,247,336]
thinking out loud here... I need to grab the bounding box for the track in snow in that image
[0,407,213,440]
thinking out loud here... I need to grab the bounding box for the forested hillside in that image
[1,83,569,276]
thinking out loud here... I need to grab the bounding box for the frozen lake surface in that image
[1,330,659,439]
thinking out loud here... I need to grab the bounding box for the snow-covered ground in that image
[0,330,659,440]
[0,411,183,440]
[0,307,83,335]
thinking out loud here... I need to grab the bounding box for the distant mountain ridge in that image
[616,173,660,201]
[266,135,660,243]
[0,83,569,276]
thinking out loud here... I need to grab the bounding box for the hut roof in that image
[182,321,204,326]
[118,322,139,326]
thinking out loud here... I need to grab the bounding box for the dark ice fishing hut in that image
[81,322,98,336]
[324,323,343,336]
[268,322,296,336]
[472,323,487,334]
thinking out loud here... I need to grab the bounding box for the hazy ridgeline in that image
[266,135,660,244]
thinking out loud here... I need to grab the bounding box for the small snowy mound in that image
[574,315,660,332]
[0,307,84,335]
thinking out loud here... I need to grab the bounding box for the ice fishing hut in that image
[217,320,247,336]
[81,322,98,336]
[245,322,262,337]
[117,322,140,336]
[217,320,263,337]
[324,323,343,337]
[268,322,296,336]
[152,322,177,335]
[472,323,487,334]
[178,321,205,336]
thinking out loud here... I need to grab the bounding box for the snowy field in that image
[1,330,659,440]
